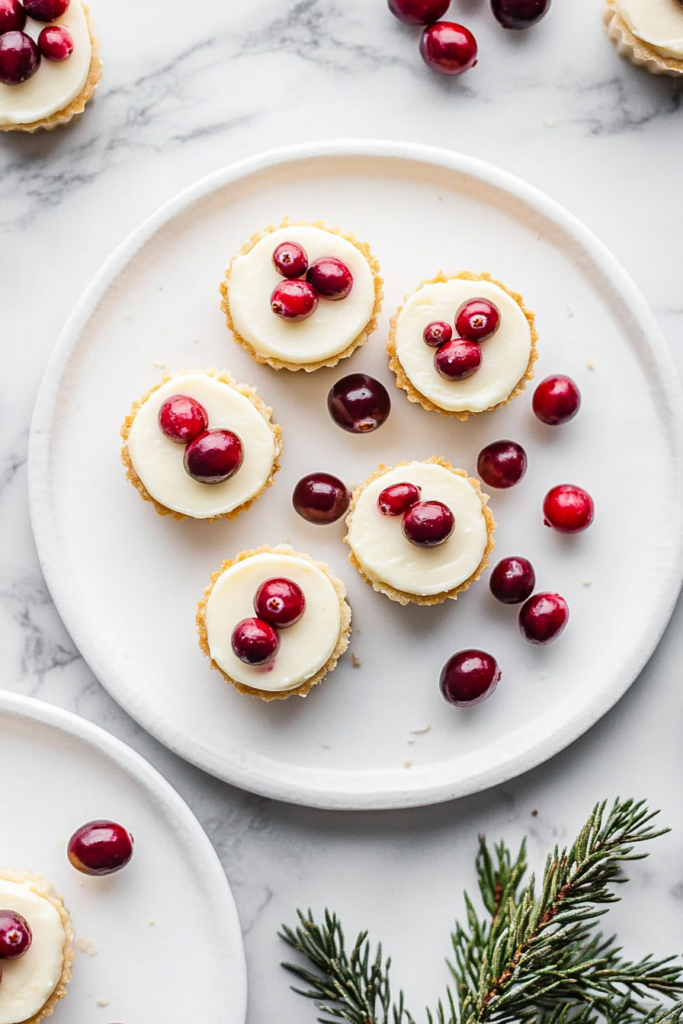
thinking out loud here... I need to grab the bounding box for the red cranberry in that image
[387,0,450,25]
[402,500,454,547]
[21,0,69,21]
[419,22,478,76]
[271,280,318,321]
[0,31,40,85]
[0,0,26,33]
[254,578,306,629]
[440,650,500,707]
[477,440,528,489]
[490,556,535,604]
[423,321,453,348]
[306,258,354,301]
[0,913,32,960]
[231,618,280,666]
[434,338,482,381]
[543,484,594,534]
[327,373,391,434]
[272,241,308,279]
[491,0,551,29]
[378,481,421,517]
[293,472,350,525]
[184,429,244,484]
[158,394,209,444]
[532,375,581,426]
[519,592,569,645]
[68,820,134,876]
[38,24,73,60]
[456,298,501,342]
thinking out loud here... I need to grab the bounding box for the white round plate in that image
[29,140,683,810]
[0,691,247,1021]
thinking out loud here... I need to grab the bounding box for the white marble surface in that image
[2,0,683,1020]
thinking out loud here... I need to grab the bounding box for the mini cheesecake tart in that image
[196,544,352,701]
[388,271,538,421]
[345,457,496,606]
[219,219,383,372]
[604,0,683,75]
[121,369,283,522]
[0,871,73,1024]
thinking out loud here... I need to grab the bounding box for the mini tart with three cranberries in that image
[604,0,683,76]
[0,870,74,1023]
[344,457,496,606]
[196,544,352,701]
[388,271,538,421]
[219,219,383,372]
[121,369,283,522]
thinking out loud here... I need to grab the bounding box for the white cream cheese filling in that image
[394,278,531,413]
[346,463,489,597]
[614,0,683,59]
[127,373,277,519]
[205,552,342,692]
[227,226,377,364]
[0,879,65,1024]
[0,0,92,126]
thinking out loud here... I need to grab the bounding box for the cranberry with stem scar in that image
[22,0,70,20]
[327,373,391,434]
[519,592,569,645]
[184,429,244,484]
[0,32,40,85]
[254,578,306,629]
[491,0,551,30]
[388,0,450,25]
[456,298,501,342]
[231,618,280,666]
[420,21,478,75]
[477,440,528,489]
[423,321,453,348]
[0,0,26,34]
[402,500,455,548]
[490,556,535,604]
[0,913,32,960]
[306,258,353,300]
[440,650,501,707]
[434,338,482,381]
[158,394,209,444]
[68,820,134,876]
[271,280,318,322]
[293,473,350,525]
[533,375,581,426]
[378,482,421,517]
[543,484,594,534]
[272,242,308,279]
[38,25,73,60]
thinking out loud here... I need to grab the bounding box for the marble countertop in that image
[2,0,683,1020]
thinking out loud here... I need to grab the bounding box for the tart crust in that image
[120,368,283,522]
[219,218,384,372]
[387,271,538,421]
[196,544,352,701]
[344,456,496,607]
[603,0,683,76]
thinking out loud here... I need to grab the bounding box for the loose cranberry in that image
[0,0,26,34]
[491,0,551,29]
[532,375,581,426]
[0,31,40,85]
[423,321,453,348]
[419,22,478,76]
[490,556,535,604]
[306,258,354,301]
[68,820,134,876]
[455,298,501,342]
[477,440,528,489]
[434,338,482,381]
[519,592,569,645]
[272,241,308,279]
[378,481,421,517]
[440,650,501,707]
[327,373,391,434]
[402,500,454,547]
[293,472,350,524]
[0,913,32,960]
[231,617,280,666]
[543,484,594,534]
[158,394,209,444]
[38,24,73,60]
[254,578,306,629]
[271,280,318,321]
[387,0,450,25]
[184,429,244,484]
[21,0,69,21]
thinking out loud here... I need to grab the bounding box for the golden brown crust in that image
[603,0,683,76]
[344,456,496,607]
[120,368,283,523]
[196,544,352,701]
[387,271,538,421]
[219,218,384,372]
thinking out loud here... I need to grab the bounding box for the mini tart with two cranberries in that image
[196,544,352,701]
[604,0,683,76]
[344,458,496,607]
[219,219,383,372]
[121,369,283,522]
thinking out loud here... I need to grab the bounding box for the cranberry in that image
[271,280,318,322]
[532,375,581,426]
[21,0,69,21]
[0,0,26,34]
[327,373,391,433]
[38,24,73,60]
[455,298,501,342]
[272,241,308,279]
[387,0,450,25]
[0,913,32,960]
[254,578,306,629]
[490,556,535,604]
[306,258,354,301]
[543,484,594,534]
[0,31,40,85]
[68,820,134,876]
[378,481,421,517]
[402,500,454,547]
[184,429,244,484]
[423,321,453,348]
[293,472,350,524]
[419,22,478,76]
[477,440,527,489]
[434,338,482,381]
[491,0,551,29]
[440,650,500,707]
[158,394,209,444]
[231,617,280,666]
[519,592,568,645]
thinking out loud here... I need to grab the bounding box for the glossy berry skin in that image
[158,394,209,444]
[388,0,450,25]
[68,820,134,876]
[272,241,308,279]
[0,0,26,34]
[423,321,452,348]
[306,257,354,300]
[402,500,454,548]
[532,375,581,426]
[543,484,594,534]
[231,617,280,666]
[519,592,569,645]
[491,0,551,29]
[477,440,528,489]
[0,31,40,85]
[490,556,535,604]
[22,0,70,21]
[254,578,306,629]
[434,338,482,381]
[293,472,350,525]
[378,482,421,517]
[327,373,391,434]
[419,22,478,76]
[271,279,318,321]
[184,429,244,485]
[440,650,501,707]
[456,298,501,342]
[0,913,32,960]
[38,24,73,60]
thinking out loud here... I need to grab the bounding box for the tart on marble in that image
[121,369,283,522]
[196,544,352,701]
[219,219,383,372]
[0,1,102,133]
[604,0,683,76]
[388,272,537,421]
[344,457,496,606]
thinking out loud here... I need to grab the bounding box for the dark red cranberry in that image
[271,280,318,321]
[327,373,391,433]
[519,592,568,645]
[477,440,528,489]
[184,429,244,484]
[543,484,594,534]
[272,241,308,279]
[21,0,69,21]
[0,913,32,960]
[490,556,535,604]
[68,820,134,876]
[434,338,482,381]
[0,31,40,85]
[402,500,454,548]
[0,0,26,34]
[306,258,354,300]
[378,481,421,517]
[533,375,581,426]
[158,394,209,444]
[254,578,306,629]
[491,0,551,29]
[440,650,500,707]
[455,298,501,341]
[423,321,453,347]
[231,618,280,666]
[388,0,450,25]
[419,22,478,76]
[293,472,350,524]
[38,24,73,60]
